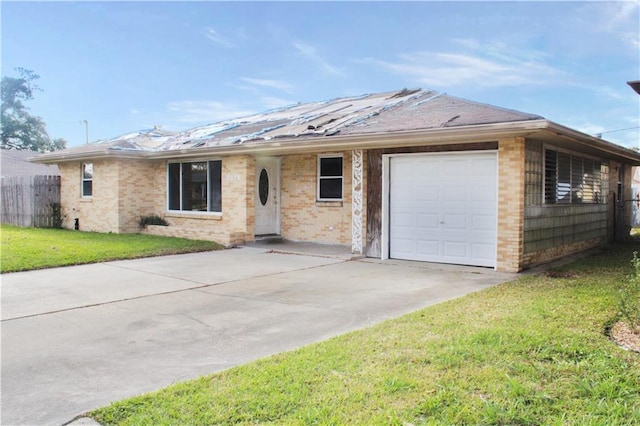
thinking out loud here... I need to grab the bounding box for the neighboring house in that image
[1,149,59,177]
[32,89,640,272]
[1,149,61,227]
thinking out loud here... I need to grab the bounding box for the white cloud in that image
[453,38,552,65]
[130,109,141,115]
[625,115,640,126]
[240,77,294,92]
[569,121,606,137]
[292,41,344,76]
[588,2,640,48]
[622,32,640,48]
[260,96,296,110]
[364,45,564,89]
[598,1,639,30]
[166,100,254,123]
[591,85,627,101]
[204,27,235,48]
[561,119,639,148]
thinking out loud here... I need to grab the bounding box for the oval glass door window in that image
[259,168,269,205]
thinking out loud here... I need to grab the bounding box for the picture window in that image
[168,160,222,212]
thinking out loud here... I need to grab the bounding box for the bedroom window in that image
[544,148,606,204]
[317,155,343,200]
[168,160,222,212]
[81,163,93,197]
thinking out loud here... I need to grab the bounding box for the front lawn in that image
[91,243,640,425]
[0,225,223,273]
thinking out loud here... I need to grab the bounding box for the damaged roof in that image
[31,88,640,165]
[40,89,543,155]
[158,89,543,151]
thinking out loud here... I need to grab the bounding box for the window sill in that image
[166,211,222,221]
[80,197,92,202]
[316,200,343,207]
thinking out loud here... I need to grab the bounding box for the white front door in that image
[255,157,280,235]
[388,152,497,268]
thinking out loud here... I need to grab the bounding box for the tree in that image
[1,68,66,152]
[52,137,67,150]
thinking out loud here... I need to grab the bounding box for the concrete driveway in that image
[1,246,516,425]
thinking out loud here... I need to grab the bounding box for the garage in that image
[387,151,497,268]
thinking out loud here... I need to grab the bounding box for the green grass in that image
[91,243,640,425]
[0,225,223,273]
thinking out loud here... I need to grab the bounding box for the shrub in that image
[50,202,64,229]
[139,214,169,228]
[618,252,640,332]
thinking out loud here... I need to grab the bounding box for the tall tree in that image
[52,137,67,151]
[1,68,65,152]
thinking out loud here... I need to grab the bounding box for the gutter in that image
[30,149,149,164]
[543,121,640,165]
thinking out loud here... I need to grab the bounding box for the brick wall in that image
[58,156,257,246]
[496,137,525,272]
[523,238,605,266]
[59,160,120,232]
[222,155,255,244]
[143,155,255,246]
[521,141,615,269]
[58,162,78,230]
[280,151,353,245]
[117,159,157,233]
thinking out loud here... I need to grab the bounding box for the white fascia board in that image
[42,119,639,163]
[543,121,640,164]
[30,149,147,164]
[32,119,640,165]
[30,120,545,163]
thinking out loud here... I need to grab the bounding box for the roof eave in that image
[147,120,549,160]
[32,121,542,163]
[542,121,640,165]
[30,119,640,165]
[30,149,149,164]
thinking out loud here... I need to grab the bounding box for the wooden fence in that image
[632,188,640,228]
[1,175,61,228]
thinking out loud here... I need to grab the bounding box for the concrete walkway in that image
[1,246,517,425]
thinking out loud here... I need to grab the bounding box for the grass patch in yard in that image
[91,242,640,425]
[0,225,222,273]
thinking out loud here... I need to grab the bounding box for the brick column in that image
[496,137,525,272]
[352,149,364,254]
[223,155,255,244]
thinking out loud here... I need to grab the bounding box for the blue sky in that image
[2,1,639,148]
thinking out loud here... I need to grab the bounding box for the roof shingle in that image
[43,89,545,157]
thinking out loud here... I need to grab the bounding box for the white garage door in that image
[389,152,497,267]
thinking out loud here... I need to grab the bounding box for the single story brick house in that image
[33,89,640,271]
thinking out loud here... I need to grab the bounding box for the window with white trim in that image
[317,155,343,200]
[168,160,222,212]
[81,163,93,197]
[544,148,607,204]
